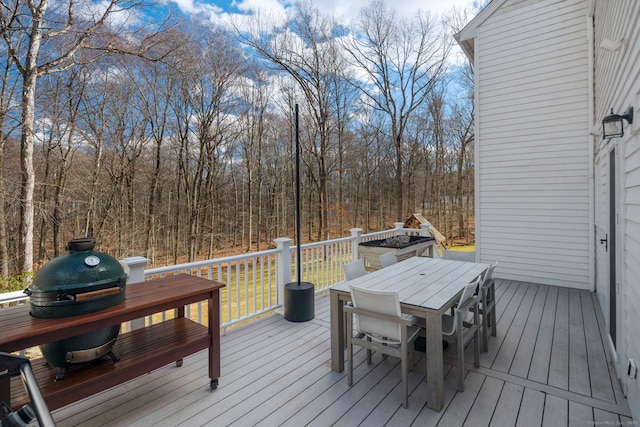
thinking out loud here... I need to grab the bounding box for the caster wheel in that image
[210,379,219,389]
[176,359,183,367]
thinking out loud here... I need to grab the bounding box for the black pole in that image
[295,104,301,285]
[283,103,314,322]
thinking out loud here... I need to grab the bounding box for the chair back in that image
[442,250,475,262]
[349,285,402,342]
[483,262,498,283]
[459,279,479,306]
[442,276,481,335]
[379,251,397,268]
[343,259,367,281]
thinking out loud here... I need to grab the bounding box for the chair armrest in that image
[481,278,494,290]
[344,303,418,327]
[456,295,478,313]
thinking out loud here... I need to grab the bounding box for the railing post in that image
[274,238,292,314]
[120,256,149,330]
[420,223,432,237]
[394,222,405,235]
[350,228,363,260]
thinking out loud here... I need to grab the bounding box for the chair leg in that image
[408,346,414,369]
[481,291,489,352]
[473,310,480,368]
[401,342,408,408]
[347,313,354,386]
[490,283,497,337]
[347,341,354,386]
[457,332,465,392]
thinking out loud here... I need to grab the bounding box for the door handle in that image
[600,234,608,252]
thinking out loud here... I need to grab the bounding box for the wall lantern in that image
[602,106,634,139]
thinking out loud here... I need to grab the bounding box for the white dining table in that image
[329,256,489,411]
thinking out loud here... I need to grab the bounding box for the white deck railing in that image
[1,223,433,335]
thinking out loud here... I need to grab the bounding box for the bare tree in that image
[168,26,244,262]
[237,64,271,252]
[0,0,161,272]
[36,69,85,259]
[127,57,174,262]
[0,51,20,275]
[238,1,346,241]
[342,0,452,220]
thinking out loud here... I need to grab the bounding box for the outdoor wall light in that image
[602,107,633,139]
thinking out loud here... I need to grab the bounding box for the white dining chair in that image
[441,250,475,262]
[343,259,367,281]
[379,251,397,268]
[478,262,498,352]
[442,276,481,391]
[345,285,422,408]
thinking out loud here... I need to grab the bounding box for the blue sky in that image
[168,0,477,26]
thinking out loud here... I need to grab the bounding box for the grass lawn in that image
[448,245,475,252]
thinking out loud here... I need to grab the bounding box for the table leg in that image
[0,375,9,409]
[175,306,186,366]
[425,311,444,411]
[208,290,221,387]
[330,291,344,372]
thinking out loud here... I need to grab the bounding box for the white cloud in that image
[172,0,198,14]
[171,0,476,29]
[314,0,472,24]
[171,0,226,22]
[233,0,287,15]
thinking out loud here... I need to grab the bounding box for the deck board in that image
[437,371,484,427]
[549,286,570,390]
[529,285,558,384]
[569,401,593,425]
[569,289,591,396]
[489,382,523,427]
[493,282,538,373]
[463,376,502,427]
[509,283,546,378]
[483,281,527,369]
[582,291,616,402]
[516,388,545,427]
[542,394,568,427]
[42,281,633,427]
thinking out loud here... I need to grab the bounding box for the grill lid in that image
[25,238,126,317]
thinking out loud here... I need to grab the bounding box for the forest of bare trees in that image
[0,0,476,278]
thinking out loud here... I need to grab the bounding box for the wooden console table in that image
[0,274,224,412]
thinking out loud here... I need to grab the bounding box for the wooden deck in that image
[48,280,633,426]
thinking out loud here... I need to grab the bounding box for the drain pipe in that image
[587,0,596,293]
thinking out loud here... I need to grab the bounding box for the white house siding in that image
[594,0,640,418]
[472,0,592,288]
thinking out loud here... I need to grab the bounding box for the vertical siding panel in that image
[594,0,640,422]
[475,0,591,288]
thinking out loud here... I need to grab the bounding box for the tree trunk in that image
[19,70,39,273]
[0,134,8,276]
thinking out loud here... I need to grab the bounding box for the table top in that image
[331,257,489,312]
[0,274,225,352]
